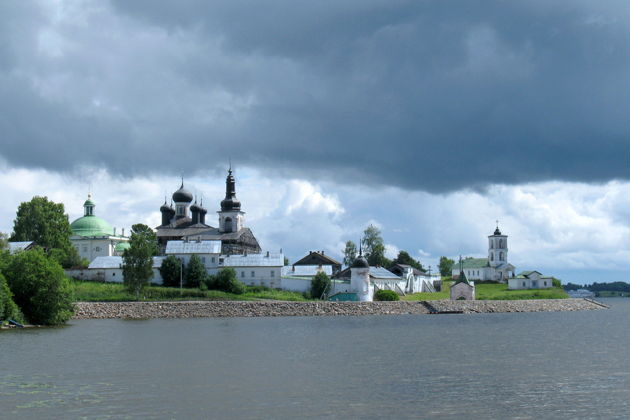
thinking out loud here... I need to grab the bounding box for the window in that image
[251,271,255,278]
[112,272,116,277]
[95,246,101,252]
[522,281,526,287]
[270,270,275,277]
[490,254,494,261]
[499,252,504,261]
[177,206,184,216]
[544,281,547,286]
[211,257,215,263]
[83,246,88,252]
[241,271,245,278]
[225,217,233,232]
[202,257,206,264]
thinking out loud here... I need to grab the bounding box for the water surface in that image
[2,299,629,419]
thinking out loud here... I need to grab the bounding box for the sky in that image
[2,0,630,284]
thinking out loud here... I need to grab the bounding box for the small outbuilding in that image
[450,272,475,300]
[508,271,554,290]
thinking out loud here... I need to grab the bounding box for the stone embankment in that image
[73,298,606,320]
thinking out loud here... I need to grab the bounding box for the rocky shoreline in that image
[72,298,607,320]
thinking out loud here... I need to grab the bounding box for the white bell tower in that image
[488,221,508,268]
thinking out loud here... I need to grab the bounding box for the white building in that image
[281,265,333,293]
[69,194,129,263]
[389,263,439,293]
[165,240,222,269]
[68,255,165,283]
[219,252,283,288]
[452,224,515,282]
[508,271,554,290]
[8,241,35,254]
[329,255,406,301]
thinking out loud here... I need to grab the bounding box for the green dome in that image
[114,242,130,252]
[70,215,115,237]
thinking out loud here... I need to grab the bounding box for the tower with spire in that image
[350,239,373,301]
[218,166,245,233]
[488,220,508,269]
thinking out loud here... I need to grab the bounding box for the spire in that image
[220,165,241,211]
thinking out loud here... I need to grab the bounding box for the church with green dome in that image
[70,194,129,262]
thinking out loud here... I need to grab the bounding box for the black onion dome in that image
[160,200,171,213]
[494,227,502,235]
[172,182,193,203]
[221,168,241,211]
[352,255,369,269]
[190,200,201,213]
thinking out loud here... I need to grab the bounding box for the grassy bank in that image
[403,281,568,301]
[71,280,311,302]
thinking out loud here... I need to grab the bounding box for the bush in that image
[374,289,399,301]
[4,249,74,325]
[214,268,245,294]
[311,272,331,299]
[159,255,182,288]
[185,254,206,288]
[0,273,20,322]
[552,277,562,288]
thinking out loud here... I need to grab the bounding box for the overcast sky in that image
[3,1,630,283]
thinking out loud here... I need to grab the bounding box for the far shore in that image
[72,298,607,320]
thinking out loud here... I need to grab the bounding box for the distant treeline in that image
[564,282,630,293]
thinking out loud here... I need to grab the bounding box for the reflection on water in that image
[2,299,630,419]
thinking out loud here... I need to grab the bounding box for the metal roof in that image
[369,266,401,280]
[165,240,221,254]
[88,256,166,269]
[453,258,490,270]
[89,256,123,269]
[221,253,283,267]
[8,241,34,254]
[281,265,333,277]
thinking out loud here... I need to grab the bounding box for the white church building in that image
[452,225,516,283]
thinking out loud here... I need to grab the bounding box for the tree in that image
[342,240,357,267]
[4,249,74,325]
[392,250,423,271]
[284,256,289,266]
[10,196,79,267]
[185,254,206,288]
[438,256,455,277]
[311,271,331,299]
[362,225,390,267]
[159,255,183,288]
[213,268,245,294]
[0,232,8,251]
[122,224,158,299]
[0,273,20,322]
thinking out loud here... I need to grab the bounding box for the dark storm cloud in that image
[2,0,630,191]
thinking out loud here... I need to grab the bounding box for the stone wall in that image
[73,299,606,320]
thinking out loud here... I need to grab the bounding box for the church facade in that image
[452,225,515,283]
[155,169,261,255]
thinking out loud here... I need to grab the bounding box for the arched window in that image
[490,253,494,261]
[498,239,503,248]
[224,217,233,232]
[490,241,494,249]
[499,252,504,261]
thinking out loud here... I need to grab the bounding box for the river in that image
[2,298,629,419]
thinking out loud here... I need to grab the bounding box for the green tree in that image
[342,240,357,267]
[185,254,206,288]
[4,249,74,325]
[374,289,399,301]
[10,196,80,267]
[0,232,8,251]
[438,256,455,277]
[122,224,158,299]
[310,271,331,299]
[0,273,20,322]
[284,256,289,266]
[213,268,245,294]
[159,255,183,288]
[392,250,423,271]
[362,225,390,267]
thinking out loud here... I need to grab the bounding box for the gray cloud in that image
[2,1,630,191]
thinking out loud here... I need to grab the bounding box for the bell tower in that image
[218,166,245,233]
[488,221,508,267]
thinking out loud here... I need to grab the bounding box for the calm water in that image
[1,299,630,419]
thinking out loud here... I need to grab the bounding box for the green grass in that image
[71,280,311,302]
[403,281,568,301]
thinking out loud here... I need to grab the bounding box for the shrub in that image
[214,268,245,294]
[552,277,562,288]
[185,254,206,288]
[0,273,20,322]
[311,272,331,299]
[4,249,74,325]
[159,255,182,288]
[374,289,399,301]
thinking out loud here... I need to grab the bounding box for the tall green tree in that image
[185,254,206,288]
[4,249,74,325]
[438,256,455,277]
[10,196,80,268]
[0,273,20,322]
[159,255,183,288]
[122,224,158,299]
[342,240,357,267]
[0,232,8,251]
[392,250,424,271]
[362,225,390,267]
